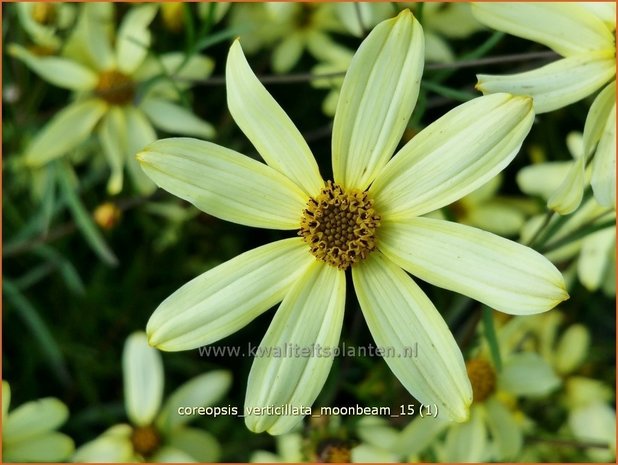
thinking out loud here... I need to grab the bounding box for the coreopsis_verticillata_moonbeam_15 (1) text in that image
[472,2,616,213]
[137,10,568,435]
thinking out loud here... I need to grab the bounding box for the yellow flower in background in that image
[138,11,567,435]
[398,315,561,462]
[15,2,76,53]
[73,332,231,462]
[8,3,215,195]
[229,2,352,73]
[489,312,616,462]
[428,173,537,237]
[2,381,74,462]
[473,2,616,210]
[518,136,616,296]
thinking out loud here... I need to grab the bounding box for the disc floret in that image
[95,70,135,105]
[299,181,380,270]
[466,358,497,403]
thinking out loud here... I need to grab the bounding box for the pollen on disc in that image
[299,180,380,270]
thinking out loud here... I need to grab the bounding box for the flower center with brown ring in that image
[466,358,497,403]
[299,180,380,270]
[95,70,135,105]
[130,425,160,457]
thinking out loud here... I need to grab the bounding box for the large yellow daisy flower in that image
[138,11,567,435]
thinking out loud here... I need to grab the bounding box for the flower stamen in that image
[95,70,135,105]
[466,358,496,403]
[299,180,380,270]
[130,425,160,457]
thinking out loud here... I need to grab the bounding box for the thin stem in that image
[482,307,503,372]
[525,209,556,248]
[193,50,559,86]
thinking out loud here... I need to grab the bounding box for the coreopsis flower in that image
[139,11,567,435]
[472,2,616,210]
[9,3,215,195]
[399,316,561,462]
[229,2,351,73]
[2,381,74,462]
[73,332,231,462]
[492,312,616,462]
[159,2,230,34]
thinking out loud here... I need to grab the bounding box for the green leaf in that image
[3,279,71,386]
[33,245,86,295]
[57,163,118,266]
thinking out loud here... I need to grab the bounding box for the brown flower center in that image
[316,439,352,463]
[299,181,380,270]
[466,358,497,403]
[95,70,135,105]
[130,425,160,457]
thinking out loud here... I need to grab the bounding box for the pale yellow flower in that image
[2,381,74,462]
[473,2,616,210]
[73,332,231,462]
[9,3,215,195]
[138,11,566,435]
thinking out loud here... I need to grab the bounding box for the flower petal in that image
[379,217,569,315]
[476,53,615,114]
[135,53,215,97]
[272,32,305,73]
[547,155,586,215]
[140,97,215,139]
[443,406,488,462]
[569,403,617,461]
[371,94,534,218]
[147,238,313,351]
[352,252,471,422]
[4,398,68,442]
[395,416,450,457]
[245,261,345,435]
[99,107,127,195]
[591,101,616,208]
[137,138,308,230]
[578,227,615,292]
[157,371,232,432]
[8,44,98,91]
[226,40,322,197]
[150,446,196,463]
[484,398,522,459]
[167,427,221,462]
[471,3,614,56]
[81,3,116,71]
[4,433,74,462]
[72,434,134,463]
[517,161,573,200]
[500,352,561,396]
[123,332,164,426]
[116,4,158,74]
[123,107,157,195]
[332,9,424,191]
[24,100,107,167]
[584,82,615,156]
